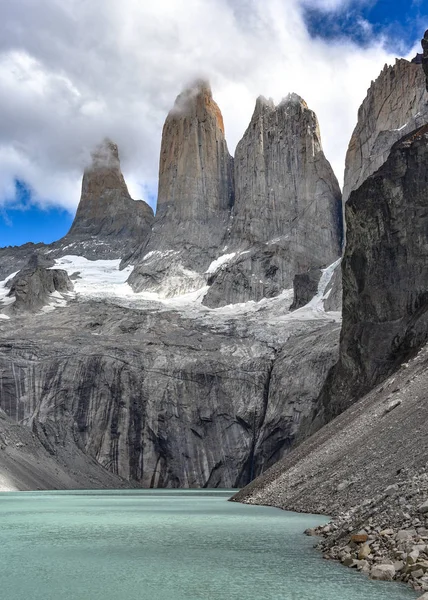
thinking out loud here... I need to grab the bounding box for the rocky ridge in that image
[233,49,428,596]
[306,123,428,432]
[343,58,428,204]
[203,94,342,307]
[128,84,343,305]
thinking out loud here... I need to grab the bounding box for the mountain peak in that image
[170,79,225,134]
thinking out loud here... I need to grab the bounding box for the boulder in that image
[370,564,395,581]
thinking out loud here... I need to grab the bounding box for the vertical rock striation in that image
[343,58,428,204]
[128,81,234,295]
[203,94,343,307]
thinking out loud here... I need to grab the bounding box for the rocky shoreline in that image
[305,471,428,596]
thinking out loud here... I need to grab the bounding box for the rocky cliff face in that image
[0,285,340,488]
[343,58,428,204]
[309,125,428,429]
[63,139,154,258]
[422,30,428,90]
[203,94,343,307]
[6,254,73,313]
[128,81,234,296]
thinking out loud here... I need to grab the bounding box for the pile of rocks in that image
[306,470,428,595]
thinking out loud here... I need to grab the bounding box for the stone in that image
[358,544,371,560]
[385,484,399,495]
[394,561,405,572]
[6,260,73,313]
[370,564,395,581]
[397,530,417,542]
[407,549,420,565]
[419,500,428,514]
[380,529,395,536]
[290,269,323,310]
[351,534,368,544]
[413,569,425,579]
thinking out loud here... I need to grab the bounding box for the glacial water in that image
[0,490,417,600]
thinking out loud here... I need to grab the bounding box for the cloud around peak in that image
[0,0,415,215]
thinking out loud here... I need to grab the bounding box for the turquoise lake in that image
[0,490,417,599]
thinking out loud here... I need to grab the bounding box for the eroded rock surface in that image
[310,125,428,429]
[0,287,340,488]
[422,30,428,90]
[4,254,73,313]
[204,94,343,307]
[128,81,234,295]
[343,58,428,204]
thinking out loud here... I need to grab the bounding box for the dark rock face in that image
[0,243,47,281]
[290,269,322,311]
[0,298,340,488]
[343,59,428,204]
[310,125,428,429]
[128,81,234,295]
[203,94,343,307]
[322,265,342,312]
[6,255,73,313]
[422,30,428,90]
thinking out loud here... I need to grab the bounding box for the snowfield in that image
[0,254,341,325]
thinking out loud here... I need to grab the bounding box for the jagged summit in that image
[66,138,154,244]
[171,79,226,134]
[127,80,234,295]
[343,57,428,203]
[203,91,343,307]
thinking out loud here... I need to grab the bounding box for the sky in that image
[0,0,427,247]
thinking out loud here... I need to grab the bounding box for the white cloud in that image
[0,0,403,217]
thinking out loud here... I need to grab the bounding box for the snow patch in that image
[52,256,134,301]
[206,253,236,275]
[0,271,18,315]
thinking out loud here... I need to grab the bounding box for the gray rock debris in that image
[232,343,428,593]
